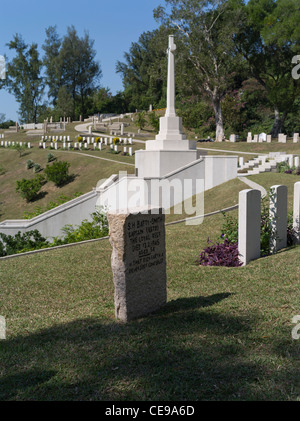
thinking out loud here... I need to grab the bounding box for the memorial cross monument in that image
[135,35,199,178]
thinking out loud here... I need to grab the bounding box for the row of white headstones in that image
[0,140,31,148]
[40,135,133,144]
[228,133,300,143]
[239,182,300,265]
[38,141,133,155]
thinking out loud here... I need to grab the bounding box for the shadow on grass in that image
[30,191,48,202]
[0,293,297,401]
[57,173,78,188]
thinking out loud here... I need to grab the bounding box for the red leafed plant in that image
[195,238,242,267]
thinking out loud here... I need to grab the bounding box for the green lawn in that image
[0,147,136,221]
[0,174,299,401]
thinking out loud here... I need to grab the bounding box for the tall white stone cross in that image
[166,35,177,118]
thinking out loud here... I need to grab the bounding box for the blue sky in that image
[0,0,162,121]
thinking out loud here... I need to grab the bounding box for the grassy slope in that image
[0,176,299,401]
[0,148,137,221]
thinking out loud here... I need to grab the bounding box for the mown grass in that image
[0,148,135,221]
[0,202,299,400]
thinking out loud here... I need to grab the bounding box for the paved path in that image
[238,176,267,198]
[74,117,147,145]
[57,150,135,167]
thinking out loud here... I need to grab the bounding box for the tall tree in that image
[236,0,300,136]
[5,34,44,123]
[116,27,170,111]
[58,26,102,118]
[42,26,62,106]
[154,0,245,141]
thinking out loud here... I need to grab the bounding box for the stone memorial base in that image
[108,207,167,322]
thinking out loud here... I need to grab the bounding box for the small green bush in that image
[16,174,46,202]
[47,153,57,163]
[44,160,71,187]
[52,209,109,245]
[33,163,42,173]
[26,159,35,169]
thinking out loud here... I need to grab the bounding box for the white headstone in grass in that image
[295,156,299,168]
[293,133,299,143]
[247,132,252,142]
[238,189,261,266]
[129,147,133,156]
[278,134,287,143]
[99,143,102,150]
[107,207,167,322]
[269,185,288,253]
[253,135,258,142]
[259,133,267,142]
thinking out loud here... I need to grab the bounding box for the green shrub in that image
[52,209,109,245]
[47,153,57,163]
[0,230,49,256]
[33,163,42,173]
[16,175,46,202]
[276,161,290,173]
[26,159,35,169]
[44,160,71,187]
[148,111,160,133]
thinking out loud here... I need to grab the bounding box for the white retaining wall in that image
[0,155,237,240]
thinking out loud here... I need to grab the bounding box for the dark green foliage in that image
[26,159,35,169]
[52,210,109,245]
[5,34,45,124]
[16,175,46,202]
[148,111,160,133]
[0,230,49,256]
[135,111,147,131]
[33,163,42,173]
[44,160,71,187]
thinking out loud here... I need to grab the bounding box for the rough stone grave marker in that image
[108,207,167,322]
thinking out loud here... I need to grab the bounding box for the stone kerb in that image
[238,189,261,266]
[269,185,288,253]
[107,207,167,322]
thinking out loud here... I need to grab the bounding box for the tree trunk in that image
[271,107,287,138]
[212,96,224,141]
